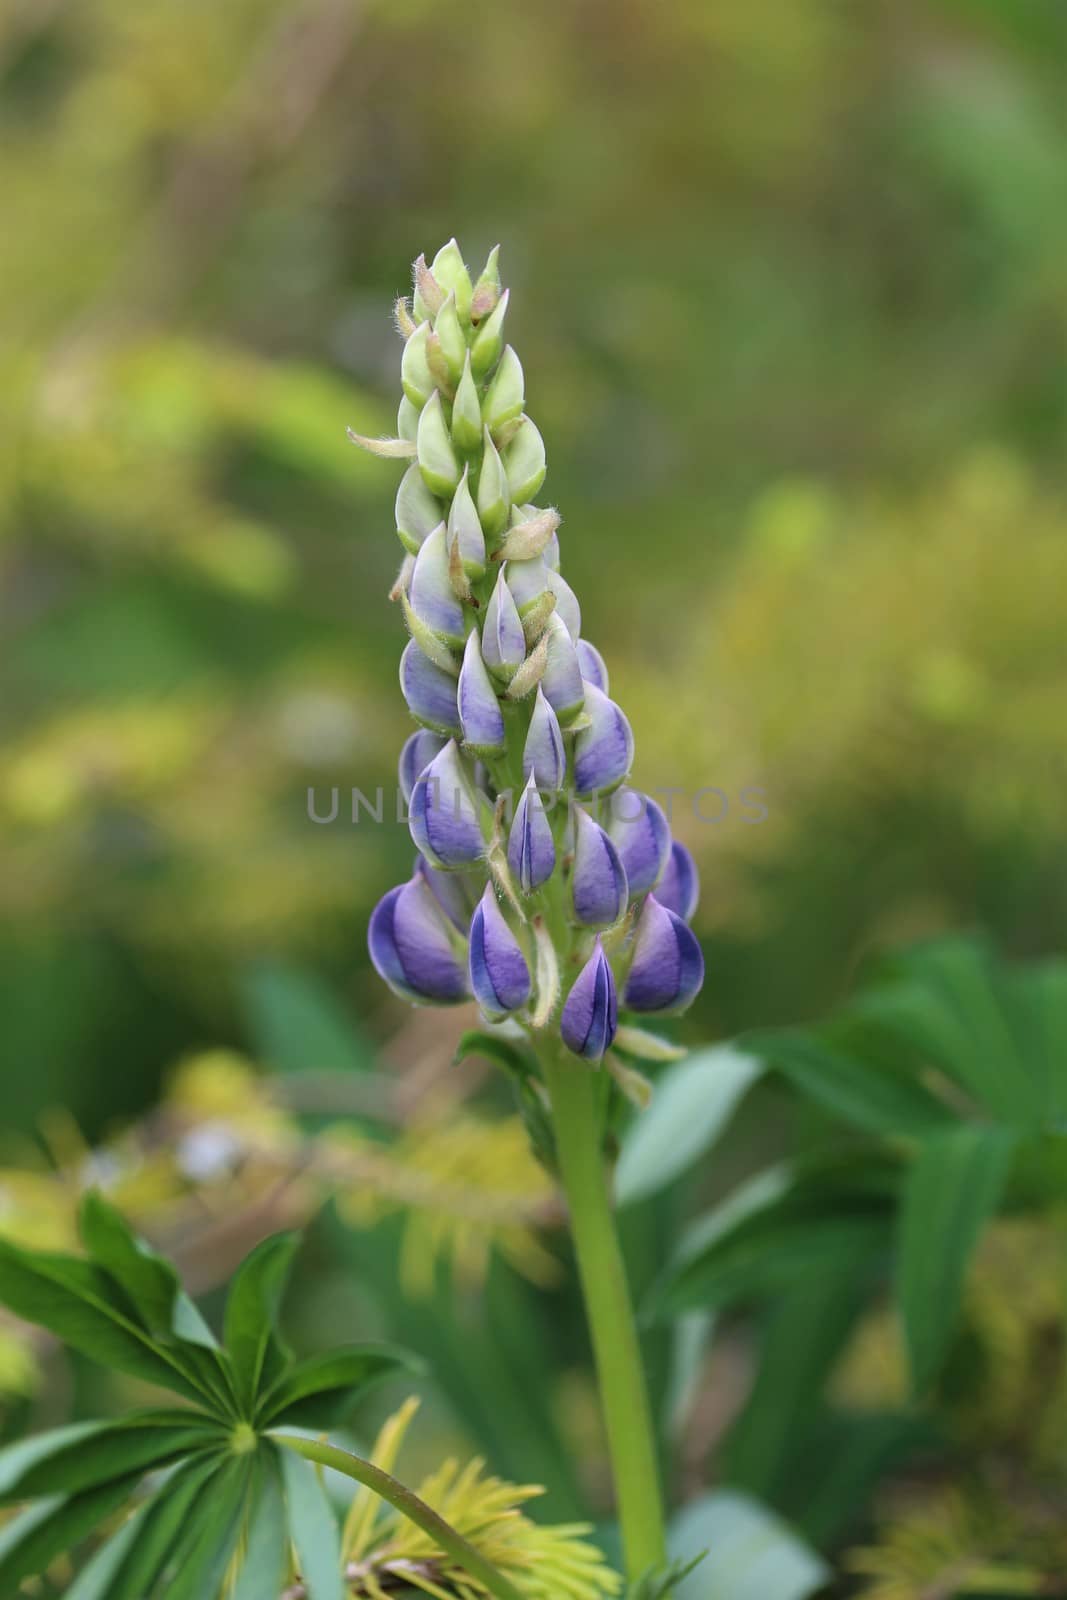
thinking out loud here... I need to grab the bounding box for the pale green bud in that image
[430,238,473,323]
[397,395,420,444]
[451,352,483,453]
[520,589,557,647]
[395,461,442,554]
[506,556,551,617]
[484,345,525,434]
[447,465,486,578]
[493,506,560,562]
[394,297,417,339]
[503,416,546,503]
[425,332,453,396]
[476,426,510,538]
[433,291,466,384]
[417,391,461,496]
[471,288,510,379]
[412,254,446,322]
[471,244,502,323]
[401,320,435,407]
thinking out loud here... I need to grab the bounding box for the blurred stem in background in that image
[542,1040,667,1582]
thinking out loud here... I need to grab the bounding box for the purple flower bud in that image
[572,683,634,797]
[409,524,465,645]
[468,884,532,1020]
[572,807,629,927]
[400,640,461,737]
[409,739,485,869]
[368,874,469,1005]
[415,854,479,933]
[398,730,446,804]
[508,773,556,893]
[481,570,526,681]
[458,629,506,755]
[547,571,581,639]
[576,638,609,694]
[623,894,704,1014]
[542,612,585,724]
[607,788,671,897]
[656,840,700,922]
[522,686,566,792]
[561,939,618,1062]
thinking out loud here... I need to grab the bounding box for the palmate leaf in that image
[0,1199,416,1597]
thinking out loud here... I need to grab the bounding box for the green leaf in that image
[280,1446,344,1600]
[897,1123,1017,1391]
[0,1473,141,1589]
[80,1192,218,1350]
[650,1156,896,1320]
[257,1343,420,1430]
[105,1454,224,1600]
[454,1028,539,1082]
[615,1046,762,1208]
[628,1554,708,1599]
[0,1421,102,1498]
[232,1450,288,1600]
[160,1456,253,1600]
[63,1506,146,1600]
[670,1491,828,1600]
[224,1232,299,1413]
[242,962,375,1074]
[743,1029,953,1135]
[0,1239,206,1404]
[0,1412,223,1501]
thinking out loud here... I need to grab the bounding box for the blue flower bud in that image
[481,569,527,682]
[400,640,461,737]
[607,789,671,897]
[468,883,532,1020]
[417,391,461,497]
[471,288,510,378]
[398,729,446,804]
[576,638,609,693]
[433,291,466,383]
[503,417,546,504]
[572,683,634,797]
[561,939,618,1062]
[451,352,482,453]
[368,874,469,1005]
[655,840,699,922]
[476,426,510,539]
[401,321,435,408]
[572,806,629,927]
[409,524,465,645]
[430,238,473,324]
[508,773,556,893]
[522,686,566,791]
[506,556,551,618]
[416,854,480,934]
[484,345,525,433]
[409,739,486,869]
[623,894,704,1014]
[546,570,581,639]
[447,466,486,579]
[458,629,506,756]
[395,463,442,556]
[541,612,586,725]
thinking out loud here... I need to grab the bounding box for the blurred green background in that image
[3,0,1066,1135]
[3,0,1067,1584]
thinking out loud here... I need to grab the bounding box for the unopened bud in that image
[541,612,585,724]
[394,297,417,339]
[451,353,483,453]
[412,254,446,321]
[447,466,487,578]
[520,589,557,647]
[561,939,618,1062]
[471,244,502,323]
[507,631,549,700]
[430,238,473,323]
[433,291,466,383]
[425,332,453,396]
[401,320,436,408]
[471,288,510,379]
[476,426,510,539]
[395,462,444,555]
[417,391,461,496]
[482,568,527,682]
[458,629,506,756]
[409,524,465,646]
[484,345,525,434]
[503,416,547,504]
[493,507,560,563]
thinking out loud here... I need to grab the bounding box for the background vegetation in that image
[1,0,1066,1593]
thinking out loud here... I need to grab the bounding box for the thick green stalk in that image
[541,1043,668,1582]
[272,1433,528,1600]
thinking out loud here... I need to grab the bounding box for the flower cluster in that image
[357,241,703,1062]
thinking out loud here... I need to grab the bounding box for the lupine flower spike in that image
[360,241,704,1062]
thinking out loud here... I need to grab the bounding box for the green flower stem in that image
[541,1042,668,1583]
[272,1433,528,1600]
